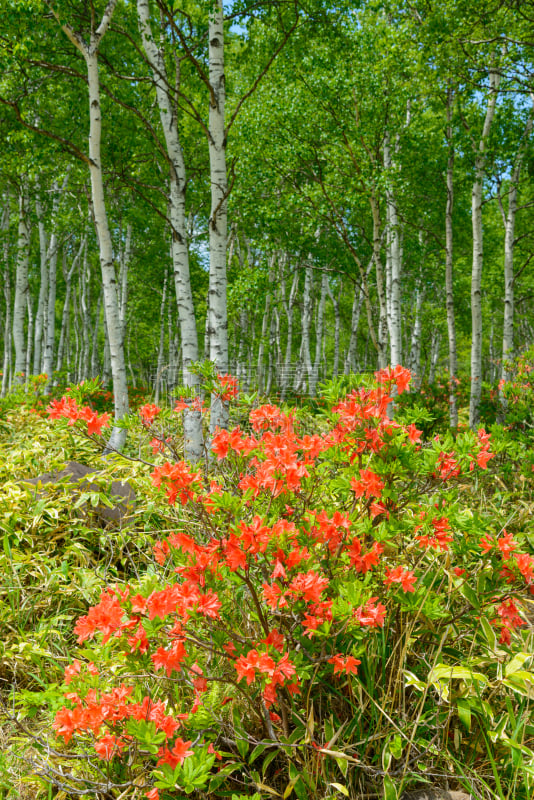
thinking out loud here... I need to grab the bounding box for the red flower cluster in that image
[139,403,161,424]
[151,461,202,505]
[47,396,110,436]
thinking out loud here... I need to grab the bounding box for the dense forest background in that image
[1,0,534,433]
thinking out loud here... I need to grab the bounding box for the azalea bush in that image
[19,366,534,800]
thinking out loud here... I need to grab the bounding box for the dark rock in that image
[24,461,136,527]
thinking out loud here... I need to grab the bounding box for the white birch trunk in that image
[445,88,458,427]
[1,192,11,396]
[309,272,328,395]
[91,290,103,377]
[154,269,168,405]
[370,193,388,369]
[429,330,441,384]
[345,257,373,374]
[137,0,203,459]
[408,284,424,383]
[79,237,91,380]
[56,238,84,375]
[327,278,341,378]
[119,221,131,347]
[86,49,129,450]
[257,258,274,395]
[33,187,48,374]
[469,67,500,428]
[25,295,34,385]
[383,131,402,367]
[50,0,129,450]
[501,103,533,390]
[280,267,298,400]
[297,263,314,393]
[207,0,229,433]
[13,183,30,382]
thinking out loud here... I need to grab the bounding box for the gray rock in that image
[24,461,136,527]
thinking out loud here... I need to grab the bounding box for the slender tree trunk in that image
[207,0,229,433]
[137,0,203,459]
[345,258,373,373]
[445,87,458,428]
[309,272,327,395]
[33,187,48,374]
[13,183,30,382]
[280,267,298,400]
[25,295,34,385]
[327,278,341,378]
[370,192,388,369]
[384,131,402,367]
[86,49,129,449]
[297,263,314,393]
[257,256,274,394]
[429,329,441,384]
[469,67,500,428]
[1,192,11,397]
[154,269,168,405]
[50,0,128,448]
[91,290,103,378]
[408,284,424,384]
[119,221,131,347]
[79,237,91,380]
[501,103,533,390]
[56,239,84,375]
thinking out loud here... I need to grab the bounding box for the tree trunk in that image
[51,0,128,448]
[1,192,11,396]
[119,221,131,347]
[12,183,30,382]
[33,187,48,375]
[86,49,129,450]
[384,131,402,367]
[137,0,203,459]
[257,256,274,395]
[327,278,341,378]
[445,87,458,428]
[370,192,388,369]
[501,104,533,390]
[469,67,500,428]
[91,291,103,378]
[207,0,229,433]
[280,266,298,400]
[154,269,168,405]
[56,238,84,375]
[408,283,424,384]
[309,272,328,395]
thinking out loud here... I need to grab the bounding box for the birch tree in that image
[137,0,204,460]
[12,182,30,382]
[45,0,129,451]
[469,65,501,428]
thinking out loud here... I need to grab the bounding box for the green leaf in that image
[330,782,349,796]
[457,699,472,732]
[383,775,398,800]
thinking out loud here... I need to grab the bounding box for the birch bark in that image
[13,183,30,382]
[469,67,500,428]
[370,192,388,369]
[33,187,48,374]
[207,0,229,433]
[500,101,533,390]
[1,192,11,396]
[445,88,458,427]
[47,0,129,451]
[383,131,402,367]
[137,0,203,459]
